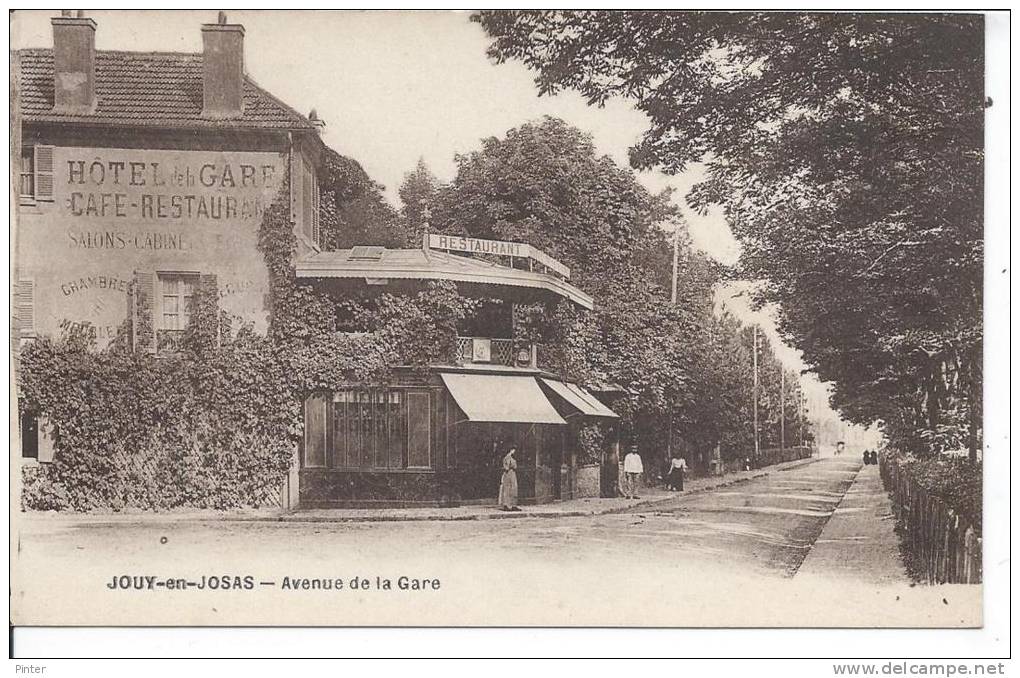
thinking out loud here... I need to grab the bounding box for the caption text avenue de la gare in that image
[105,574,442,592]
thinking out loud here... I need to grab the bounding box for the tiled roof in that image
[16,48,316,131]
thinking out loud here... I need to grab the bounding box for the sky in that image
[11,9,855,433]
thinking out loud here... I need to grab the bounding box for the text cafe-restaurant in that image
[291,234,621,509]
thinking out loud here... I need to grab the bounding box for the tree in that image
[318,147,405,250]
[431,116,675,290]
[426,117,767,469]
[398,158,441,247]
[476,11,984,459]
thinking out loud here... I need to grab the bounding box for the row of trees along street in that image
[474,11,984,464]
[317,116,814,472]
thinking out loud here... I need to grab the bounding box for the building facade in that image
[14,12,323,461]
[13,12,619,510]
[294,238,619,508]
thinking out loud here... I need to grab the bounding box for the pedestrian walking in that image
[666,454,687,491]
[498,446,520,511]
[623,445,644,499]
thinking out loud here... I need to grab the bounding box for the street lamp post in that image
[780,367,785,452]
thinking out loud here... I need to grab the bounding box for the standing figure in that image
[622,445,644,499]
[666,455,687,491]
[498,446,520,512]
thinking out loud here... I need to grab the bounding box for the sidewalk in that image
[278,456,819,524]
[795,462,910,585]
[18,457,819,526]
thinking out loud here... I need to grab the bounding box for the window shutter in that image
[37,416,56,463]
[132,270,156,353]
[301,158,314,241]
[311,169,321,246]
[15,278,35,340]
[290,147,301,223]
[303,394,328,468]
[33,145,54,201]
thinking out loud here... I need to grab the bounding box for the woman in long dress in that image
[666,455,687,491]
[498,447,520,511]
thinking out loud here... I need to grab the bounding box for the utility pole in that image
[780,367,786,452]
[752,325,760,463]
[667,223,679,464]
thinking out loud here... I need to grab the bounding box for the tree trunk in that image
[967,342,982,464]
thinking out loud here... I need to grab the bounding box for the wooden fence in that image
[879,454,982,584]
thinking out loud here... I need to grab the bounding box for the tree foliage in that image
[476,11,983,459]
[318,147,405,249]
[430,117,675,290]
[409,117,808,467]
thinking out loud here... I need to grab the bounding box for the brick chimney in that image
[201,12,245,119]
[51,10,97,113]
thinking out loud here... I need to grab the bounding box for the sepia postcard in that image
[8,9,1000,632]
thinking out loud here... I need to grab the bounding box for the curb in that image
[265,457,823,525]
[21,457,823,526]
[603,456,821,516]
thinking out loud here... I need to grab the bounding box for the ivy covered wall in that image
[19,170,474,511]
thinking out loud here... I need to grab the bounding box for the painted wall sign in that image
[426,234,571,279]
[67,230,189,250]
[18,147,287,347]
[53,148,281,224]
[60,274,131,297]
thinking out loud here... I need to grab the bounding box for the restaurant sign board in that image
[427,233,570,279]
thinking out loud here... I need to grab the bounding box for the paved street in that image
[13,457,978,627]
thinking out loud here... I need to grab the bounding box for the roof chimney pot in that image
[308,108,326,133]
[201,15,245,119]
[51,11,97,113]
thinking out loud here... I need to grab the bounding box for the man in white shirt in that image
[622,446,644,499]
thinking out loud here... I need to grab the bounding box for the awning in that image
[440,373,566,425]
[540,379,619,419]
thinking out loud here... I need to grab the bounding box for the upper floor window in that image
[19,147,34,200]
[158,273,198,331]
[19,145,54,204]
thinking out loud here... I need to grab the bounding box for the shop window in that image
[318,390,409,470]
[407,392,431,468]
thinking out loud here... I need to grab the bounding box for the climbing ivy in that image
[21,163,480,511]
